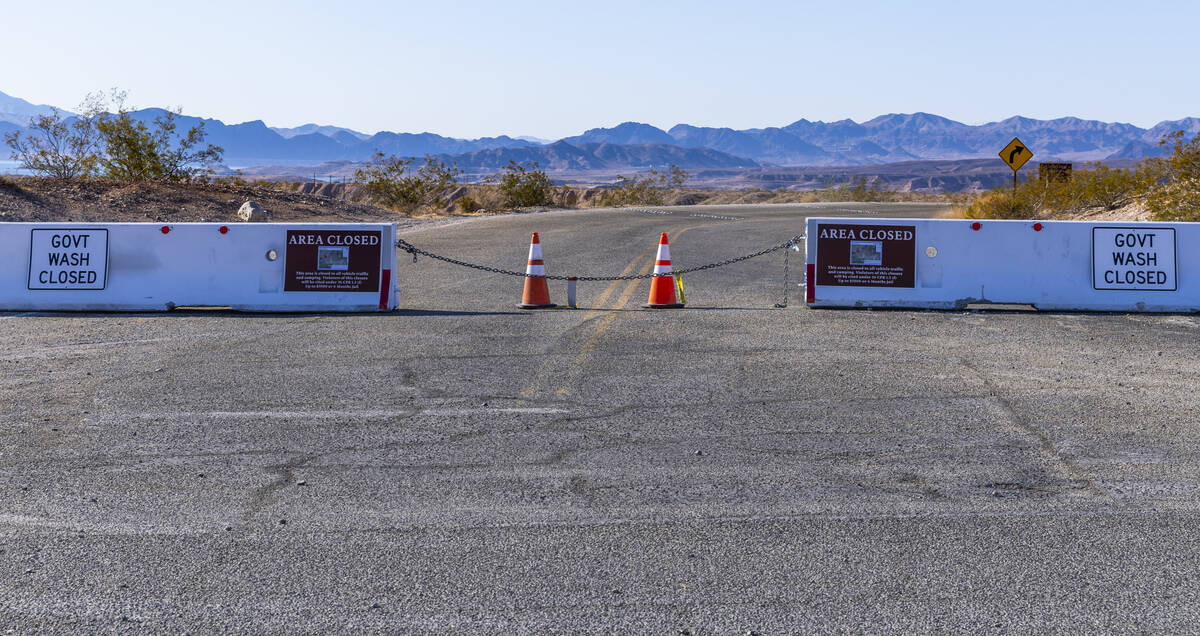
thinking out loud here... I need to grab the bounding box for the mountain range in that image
[3,90,1199,172]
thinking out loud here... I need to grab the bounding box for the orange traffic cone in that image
[644,232,684,308]
[517,232,556,309]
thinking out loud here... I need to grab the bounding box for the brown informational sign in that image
[284,229,383,292]
[816,223,915,288]
[1039,162,1073,183]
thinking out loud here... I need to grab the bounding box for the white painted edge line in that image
[122,407,569,420]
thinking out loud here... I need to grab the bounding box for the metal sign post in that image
[999,136,1034,214]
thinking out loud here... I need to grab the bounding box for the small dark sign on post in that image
[1039,162,1073,183]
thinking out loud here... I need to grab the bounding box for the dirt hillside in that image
[1065,200,1155,222]
[0,176,960,225]
[0,177,405,224]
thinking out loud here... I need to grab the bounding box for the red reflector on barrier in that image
[160,226,170,234]
[219,225,229,234]
[971,222,981,231]
[1033,223,1043,231]
[806,263,815,303]
[379,269,391,309]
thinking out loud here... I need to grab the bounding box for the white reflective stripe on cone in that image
[528,243,543,260]
[653,264,672,275]
[527,264,547,276]
[657,244,671,260]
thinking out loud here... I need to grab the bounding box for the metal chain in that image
[776,245,790,309]
[773,239,803,308]
[394,235,806,282]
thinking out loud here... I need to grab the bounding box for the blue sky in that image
[5,0,1197,138]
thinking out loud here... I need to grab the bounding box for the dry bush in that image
[1148,131,1200,221]
[456,195,481,213]
[954,130,1199,220]
[595,166,687,206]
[494,161,553,208]
[1147,178,1200,221]
[957,186,1041,220]
[354,153,461,214]
[1065,163,1157,210]
[820,176,891,202]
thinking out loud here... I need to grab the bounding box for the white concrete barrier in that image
[2,222,399,312]
[804,217,1199,312]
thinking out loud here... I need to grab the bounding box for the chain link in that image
[393,235,806,282]
[773,238,804,308]
[776,244,790,308]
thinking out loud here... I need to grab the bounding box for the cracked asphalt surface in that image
[4,202,1200,632]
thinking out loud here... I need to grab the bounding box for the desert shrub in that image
[959,159,1159,219]
[1071,162,1156,210]
[494,160,553,207]
[845,176,885,202]
[597,165,688,206]
[1147,179,1200,221]
[1148,131,1200,221]
[1021,162,1156,213]
[817,176,894,202]
[6,91,223,182]
[958,183,1041,219]
[354,153,462,213]
[5,107,102,179]
[956,130,1200,220]
[92,92,223,182]
[4,93,107,179]
[214,171,250,187]
[457,195,481,212]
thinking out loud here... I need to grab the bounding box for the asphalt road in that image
[4,202,1200,632]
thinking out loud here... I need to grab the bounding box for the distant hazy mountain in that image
[0,90,69,126]
[562,122,678,146]
[430,140,758,171]
[559,113,1199,166]
[1,89,1197,170]
[1106,140,1170,159]
[664,112,1182,164]
[668,124,836,165]
[103,108,540,165]
[1105,117,1200,159]
[270,123,371,141]
[1141,117,1200,143]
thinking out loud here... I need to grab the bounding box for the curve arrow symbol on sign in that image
[1008,146,1025,164]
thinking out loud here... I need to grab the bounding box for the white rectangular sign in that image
[1092,227,1177,291]
[27,228,109,290]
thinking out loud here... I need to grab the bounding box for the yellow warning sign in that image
[999,137,1034,172]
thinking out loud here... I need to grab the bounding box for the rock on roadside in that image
[237,200,268,222]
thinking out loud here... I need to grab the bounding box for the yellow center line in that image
[518,235,663,398]
[553,226,700,396]
[580,242,659,315]
[519,226,700,399]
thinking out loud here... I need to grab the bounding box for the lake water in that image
[0,159,336,176]
[0,160,30,175]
